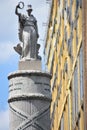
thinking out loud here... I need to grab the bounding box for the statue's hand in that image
[16,2,24,9]
[16,4,20,8]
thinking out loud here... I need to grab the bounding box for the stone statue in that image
[14,2,41,60]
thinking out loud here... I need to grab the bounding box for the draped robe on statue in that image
[18,14,38,59]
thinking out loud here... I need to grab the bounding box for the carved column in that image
[8,57,52,130]
[8,70,51,130]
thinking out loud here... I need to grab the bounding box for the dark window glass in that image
[74,65,78,116]
[72,64,78,128]
[60,114,64,130]
[79,45,84,100]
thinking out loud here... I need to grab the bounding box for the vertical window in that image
[72,77,75,128]
[79,45,84,101]
[74,65,78,117]
[67,33,72,57]
[79,0,82,8]
[69,1,72,24]
[72,64,79,128]
[58,0,60,6]
[76,0,79,14]
[60,114,64,130]
[76,32,78,46]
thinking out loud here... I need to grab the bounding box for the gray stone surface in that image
[8,70,52,130]
[18,59,42,70]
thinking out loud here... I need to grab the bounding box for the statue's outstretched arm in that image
[15,5,21,16]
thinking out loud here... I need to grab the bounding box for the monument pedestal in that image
[8,60,52,130]
[19,59,41,70]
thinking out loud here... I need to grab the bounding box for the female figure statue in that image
[15,3,39,59]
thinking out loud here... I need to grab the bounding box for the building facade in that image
[44,0,87,130]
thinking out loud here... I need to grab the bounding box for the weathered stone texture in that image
[8,71,52,130]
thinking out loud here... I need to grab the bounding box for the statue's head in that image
[26,5,33,12]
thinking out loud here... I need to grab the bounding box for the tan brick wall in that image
[45,0,85,129]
